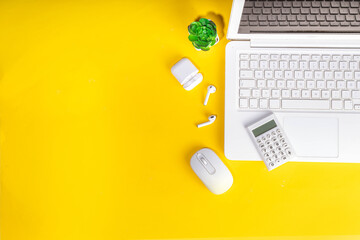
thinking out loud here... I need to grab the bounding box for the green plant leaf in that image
[199,18,209,26]
[200,46,210,51]
[188,22,199,34]
[188,34,198,41]
[192,41,201,49]
[196,40,211,47]
[206,24,214,31]
[209,20,216,29]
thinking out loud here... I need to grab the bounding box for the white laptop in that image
[225,0,360,163]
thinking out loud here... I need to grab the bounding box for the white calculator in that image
[247,114,295,171]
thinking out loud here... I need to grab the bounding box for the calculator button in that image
[282,156,287,161]
[271,131,276,135]
[266,158,271,162]
[257,139,262,143]
[276,129,281,134]
[280,151,285,156]
[275,142,280,147]
[264,153,270,158]
[271,150,276,155]
[266,134,271,138]
[273,154,278,159]
[269,162,275,167]
[280,139,286,144]
[271,137,277,142]
[262,137,266,141]
[282,143,288,148]
[268,145,274,150]
[277,147,282,151]
[266,140,271,145]
[276,159,281,164]
[260,144,265,148]
[278,134,283,139]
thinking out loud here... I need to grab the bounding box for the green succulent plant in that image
[188,18,218,51]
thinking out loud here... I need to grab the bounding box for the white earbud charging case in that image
[171,58,203,91]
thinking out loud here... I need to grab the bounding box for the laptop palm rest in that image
[283,117,339,158]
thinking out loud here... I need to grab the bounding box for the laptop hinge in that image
[250,38,360,49]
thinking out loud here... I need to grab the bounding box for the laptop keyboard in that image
[238,49,360,112]
[239,0,360,33]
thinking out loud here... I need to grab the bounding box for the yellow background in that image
[1,0,360,239]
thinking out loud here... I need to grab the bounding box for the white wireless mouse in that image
[190,148,233,195]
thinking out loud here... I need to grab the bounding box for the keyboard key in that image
[342,91,351,99]
[307,81,315,89]
[287,81,296,89]
[259,61,268,69]
[345,72,353,80]
[294,71,303,79]
[312,90,321,99]
[302,90,310,99]
[297,81,305,89]
[325,71,333,79]
[332,90,341,99]
[252,89,261,98]
[277,80,285,88]
[347,81,356,89]
[291,90,300,98]
[240,89,251,97]
[268,60,277,68]
[262,89,270,98]
[250,60,258,69]
[267,80,276,88]
[264,71,273,79]
[240,71,253,79]
[352,91,360,99]
[332,100,343,110]
[240,80,256,88]
[282,100,330,110]
[284,71,293,79]
[345,100,353,110]
[259,99,268,109]
[239,99,248,108]
[249,99,258,109]
[314,71,323,79]
[317,81,325,89]
[255,71,264,79]
[269,99,280,109]
[272,89,280,98]
[240,61,249,69]
[327,81,336,89]
[337,81,346,89]
[258,80,266,88]
[334,71,343,79]
[240,54,249,60]
[322,90,330,99]
[355,72,360,79]
[274,70,283,79]
[282,90,290,98]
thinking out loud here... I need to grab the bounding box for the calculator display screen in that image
[252,120,277,137]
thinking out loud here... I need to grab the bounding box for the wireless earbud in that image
[204,85,216,106]
[197,115,217,128]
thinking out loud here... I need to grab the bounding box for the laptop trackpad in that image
[283,117,339,158]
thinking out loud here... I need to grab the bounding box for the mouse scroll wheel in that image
[200,157,208,165]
